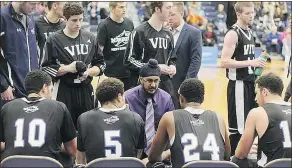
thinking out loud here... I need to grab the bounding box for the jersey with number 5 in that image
[226,24,256,82]
[0,98,76,161]
[170,109,225,168]
[259,102,291,163]
[77,108,145,163]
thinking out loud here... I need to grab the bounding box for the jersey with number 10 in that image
[170,109,225,168]
[0,98,76,161]
[226,24,256,82]
[259,103,291,163]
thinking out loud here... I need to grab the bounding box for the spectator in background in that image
[273,6,285,32]
[186,8,205,29]
[276,2,288,27]
[188,2,206,29]
[87,1,100,25]
[203,23,217,46]
[215,4,227,32]
[215,4,227,33]
[262,2,275,30]
[266,26,282,57]
[282,27,291,73]
[0,2,39,109]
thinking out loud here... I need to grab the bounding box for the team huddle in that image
[0,1,291,168]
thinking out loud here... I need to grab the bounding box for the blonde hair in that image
[173,2,184,13]
[234,2,254,13]
[109,2,119,9]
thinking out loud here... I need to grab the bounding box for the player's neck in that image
[148,15,163,31]
[110,14,124,23]
[102,102,123,110]
[46,11,60,23]
[63,27,79,38]
[185,102,201,109]
[236,20,249,30]
[27,93,43,98]
[265,96,286,104]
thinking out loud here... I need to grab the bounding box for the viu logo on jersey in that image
[149,37,168,49]
[244,44,255,55]
[65,44,89,57]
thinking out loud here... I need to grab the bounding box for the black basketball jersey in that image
[41,29,106,86]
[77,107,145,163]
[170,109,225,168]
[97,17,134,78]
[35,15,65,64]
[124,21,177,72]
[226,24,257,82]
[0,98,76,162]
[259,102,291,163]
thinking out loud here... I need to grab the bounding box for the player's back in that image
[259,102,291,162]
[0,97,73,160]
[170,109,225,168]
[77,108,144,163]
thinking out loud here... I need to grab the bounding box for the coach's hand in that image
[250,58,266,68]
[1,86,14,101]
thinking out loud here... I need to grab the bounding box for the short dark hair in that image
[25,70,52,95]
[179,79,205,104]
[63,2,84,20]
[150,2,163,14]
[256,73,284,96]
[96,78,124,105]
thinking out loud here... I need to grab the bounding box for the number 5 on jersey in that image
[104,130,122,157]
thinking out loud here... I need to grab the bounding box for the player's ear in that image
[139,77,143,85]
[41,84,47,94]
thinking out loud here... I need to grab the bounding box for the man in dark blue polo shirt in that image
[125,59,175,158]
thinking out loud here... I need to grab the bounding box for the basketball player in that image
[0,70,77,166]
[97,2,134,91]
[232,73,291,167]
[147,79,231,168]
[221,2,266,155]
[35,1,66,65]
[124,2,177,104]
[41,2,106,128]
[76,78,145,164]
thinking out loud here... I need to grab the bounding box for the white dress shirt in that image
[172,20,185,48]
